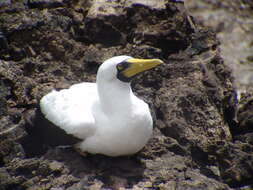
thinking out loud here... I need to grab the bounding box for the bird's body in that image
[40,56,163,156]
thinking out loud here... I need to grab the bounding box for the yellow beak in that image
[122,58,164,78]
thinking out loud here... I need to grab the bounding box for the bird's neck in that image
[97,79,133,113]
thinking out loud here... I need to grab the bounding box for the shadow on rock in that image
[20,108,146,189]
[44,148,145,188]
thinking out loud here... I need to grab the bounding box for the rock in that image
[0,31,8,50]
[185,0,253,92]
[211,141,253,188]
[0,78,9,117]
[0,168,13,187]
[225,90,253,187]
[49,161,64,172]
[237,90,253,133]
[0,0,11,7]
[0,0,250,189]
[185,1,253,188]
[27,0,66,9]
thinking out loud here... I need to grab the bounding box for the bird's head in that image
[97,55,164,83]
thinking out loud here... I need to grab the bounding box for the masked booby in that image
[40,56,163,156]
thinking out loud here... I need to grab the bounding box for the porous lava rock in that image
[1,0,252,189]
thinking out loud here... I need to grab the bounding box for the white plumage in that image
[40,55,163,156]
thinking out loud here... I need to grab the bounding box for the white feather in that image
[40,56,153,156]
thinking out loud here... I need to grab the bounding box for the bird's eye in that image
[117,63,124,71]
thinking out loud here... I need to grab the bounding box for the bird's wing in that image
[40,82,98,139]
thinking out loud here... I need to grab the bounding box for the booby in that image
[40,55,163,156]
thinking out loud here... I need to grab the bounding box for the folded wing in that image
[40,82,98,139]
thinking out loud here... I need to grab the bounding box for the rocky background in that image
[186,0,253,93]
[0,0,252,190]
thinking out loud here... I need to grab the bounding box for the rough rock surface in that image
[185,0,253,92]
[186,1,253,189]
[0,0,252,189]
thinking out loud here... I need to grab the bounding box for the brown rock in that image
[0,0,246,189]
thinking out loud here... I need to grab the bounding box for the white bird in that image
[40,55,163,156]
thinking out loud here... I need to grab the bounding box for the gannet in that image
[40,56,163,156]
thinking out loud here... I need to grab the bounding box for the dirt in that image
[0,0,253,190]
